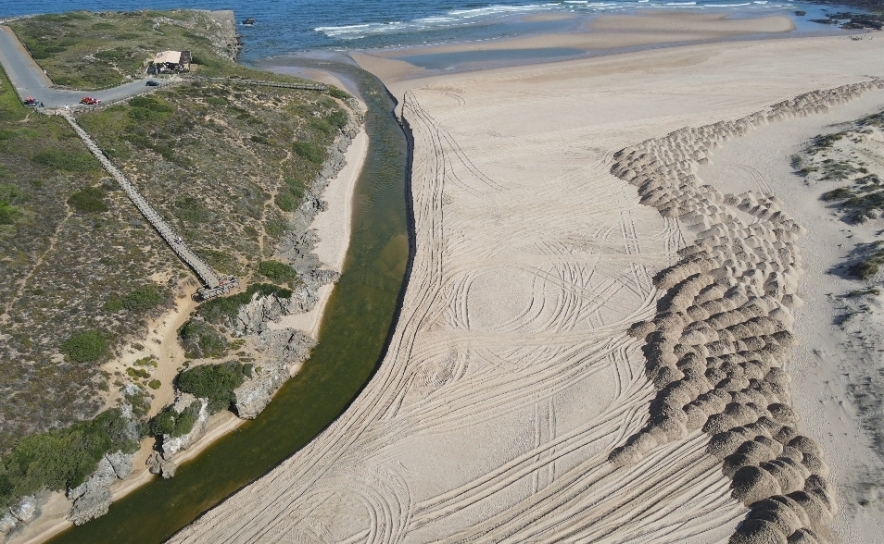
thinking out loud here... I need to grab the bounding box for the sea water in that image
[0,0,865,63]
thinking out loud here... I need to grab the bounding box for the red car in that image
[23,97,36,106]
[80,96,101,105]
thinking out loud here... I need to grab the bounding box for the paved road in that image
[0,25,167,107]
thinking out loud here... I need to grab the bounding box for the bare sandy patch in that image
[698,90,884,544]
[356,11,797,86]
[523,13,578,23]
[591,12,795,34]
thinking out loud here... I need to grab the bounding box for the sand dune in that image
[611,80,884,543]
[171,32,884,544]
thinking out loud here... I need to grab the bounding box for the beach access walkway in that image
[60,111,236,298]
[0,24,328,298]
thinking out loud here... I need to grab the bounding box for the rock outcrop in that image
[227,112,358,417]
[147,102,361,480]
[277,115,362,276]
[152,10,243,60]
[68,454,128,525]
[0,495,42,541]
[67,407,138,525]
[147,394,210,479]
[234,329,315,419]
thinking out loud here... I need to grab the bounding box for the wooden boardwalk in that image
[61,112,235,296]
[194,77,328,92]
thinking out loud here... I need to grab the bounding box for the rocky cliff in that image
[147,394,210,479]
[234,329,316,419]
[68,450,135,525]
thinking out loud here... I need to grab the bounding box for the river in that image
[49,62,411,544]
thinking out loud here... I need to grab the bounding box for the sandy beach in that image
[169,14,884,544]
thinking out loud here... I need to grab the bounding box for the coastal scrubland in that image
[0,9,351,522]
[793,107,884,275]
[7,10,241,89]
[0,64,182,454]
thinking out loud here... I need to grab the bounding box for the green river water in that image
[50,63,410,544]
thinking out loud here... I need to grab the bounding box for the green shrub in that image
[328,87,350,100]
[33,149,98,173]
[104,284,164,312]
[0,203,20,225]
[147,379,161,390]
[123,387,151,419]
[148,408,175,436]
[840,190,884,223]
[275,177,306,212]
[849,243,884,280]
[126,367,150,379]
[821,187,854,201]
[285,177,306,200]
[265,220,287,238]
[127,96,175,122]
[172,401,200,435]
[250,134,271,145]
[196,283,291,325]
[61,330,109,363]
[257,260,298,287]
[0,184,22,225]
[178,320,228,359]
[94,48,130,63]
[149,401,200,437]
[0,409,137,509]
[810,132,844,151]
[68,186,108,213]
[177,362,251,413]
[327,109,348,129]
[275,192,296,212]
[293,141,325,164]
[174,196,210,223]
[851,260,880,280]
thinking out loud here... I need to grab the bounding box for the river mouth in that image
[49,61,412,544]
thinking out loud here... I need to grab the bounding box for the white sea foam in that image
[314,0,795,40]
[315,2,561,39]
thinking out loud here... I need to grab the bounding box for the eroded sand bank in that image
[170,19,884,544]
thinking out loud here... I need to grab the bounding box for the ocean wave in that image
[314,0,794,41]
[448,3,558,18]
[314,2,560,39]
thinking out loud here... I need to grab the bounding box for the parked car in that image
[80,96,101,105]
[146,80,160,87]
[23,97,36,106]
